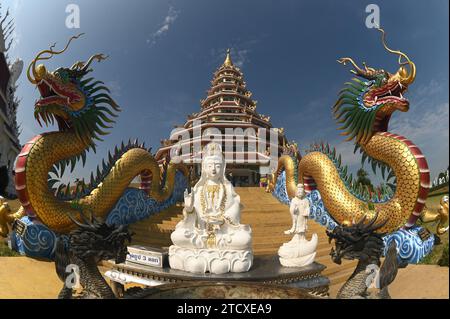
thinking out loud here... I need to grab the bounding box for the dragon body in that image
[15,132,185,233]
[270,29,439,235]
[298,131,428,233]
[5,35,187,239]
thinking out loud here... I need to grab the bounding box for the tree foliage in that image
[356,168,374,191]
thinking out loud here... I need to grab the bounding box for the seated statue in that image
[169,142,253,274]
[278,183,318,267]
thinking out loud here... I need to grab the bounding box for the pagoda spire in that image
[155,48,288,172]
[223,48,233,67]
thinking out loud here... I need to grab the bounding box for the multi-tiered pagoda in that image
[0,7,22,197]
[155,49,288,186]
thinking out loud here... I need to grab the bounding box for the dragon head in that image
[68,211,132,264]
[327,211,387,265]
[334,28,416,145]
[27,34,120,147]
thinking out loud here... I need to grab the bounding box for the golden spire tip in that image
[223,48,233,67]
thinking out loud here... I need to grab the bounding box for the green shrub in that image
[0,241,19,257]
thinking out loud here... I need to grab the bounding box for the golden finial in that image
[223,48,233,67]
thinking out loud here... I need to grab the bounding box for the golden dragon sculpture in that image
[421,196,449,235]
[0,34,187,236]
[268,29,448,235]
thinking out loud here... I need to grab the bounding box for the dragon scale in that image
[0,34,189,235]
[297,132,429,233]
[270,29,433,234]
[15,131,186,233]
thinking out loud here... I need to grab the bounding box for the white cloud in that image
[390,101,449,178]
[210,36,269,69]
[416,79,443,97]
[209,47,249,69]
[105,80,122,97]
[210,47,250,68]
[147,5,179,46]
[233,49,249,68]
[333,139,361,167]
[390,102,448,143]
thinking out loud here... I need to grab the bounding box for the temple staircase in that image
[129,187,356,288]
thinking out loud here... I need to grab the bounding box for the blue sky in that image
[3,0,449,183]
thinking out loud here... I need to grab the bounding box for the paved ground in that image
[0,257,448,299]
[0,257,60,299]
[329,264,449,299]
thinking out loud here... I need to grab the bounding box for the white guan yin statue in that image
[278,183,318,267]
[169,142,253,274]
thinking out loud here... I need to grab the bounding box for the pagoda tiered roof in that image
[155,49,287,164]
[184,49,271,130]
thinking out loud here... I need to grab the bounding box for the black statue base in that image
[105,255,330,297]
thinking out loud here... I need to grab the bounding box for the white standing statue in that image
[278,183,318,267]
[169,142,253,274]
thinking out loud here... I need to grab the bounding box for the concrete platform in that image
[0,256,447,298]
[107,255,330,297]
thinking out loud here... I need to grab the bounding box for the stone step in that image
[128,186,358,288]
[137,231,329,242]
[131,237,330,250]
[158,218,323,226]
[152,228,327,237]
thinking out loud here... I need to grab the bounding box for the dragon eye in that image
[54,68,70,83]
[374,75,386,87]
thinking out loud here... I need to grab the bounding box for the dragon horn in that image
[369,218,389,234]
[377,28,416,85]
[88,208,98,224]
[365,211,389,233]
[364,210,379,229]
[337,57,377,80]
[27,33,84,84]
[80,54,109,72]
[66,211,92,230]
[355,213,367,227]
